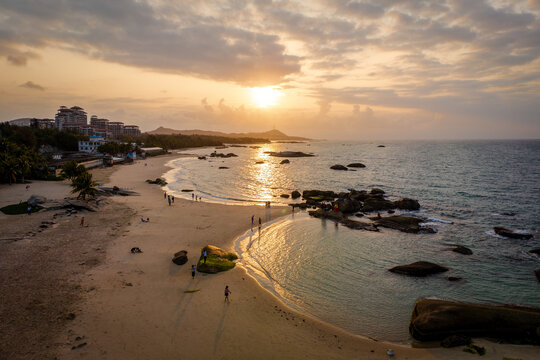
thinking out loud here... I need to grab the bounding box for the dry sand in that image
[1,154,538,360]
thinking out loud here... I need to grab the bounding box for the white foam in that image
[427,217,454,224]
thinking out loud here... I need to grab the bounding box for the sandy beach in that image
[1,154,538,360]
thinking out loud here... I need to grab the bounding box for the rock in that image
[210,152,237,158]
[198,156,206,160]
[389,261,448,276]
[409,298,540,344]
[267,151,314,157]
[377,145,385,147]
[65,199,98,212]
[373,216,434,233]
[145,178,167,185]
[330,164,348,171]
[529,248,540,255]
[387,209,395,214]
[172,250,188,265]
[452,245,473,255]
[535,269,540,282]
[302,190,337,201]
[395,198,420,211]
[27,195,47,207]
[494,226,533,239]
[463,344,486,356]
[280,194,290,198]
[280,159,290,164]
[335,198,361,213]
[447,276,463,281]
[370,188,385,195]
[308,208,344,221]
[347,163,366,168]
[218,166,229,169]
[291,190,301,199]
[355,213,364,217]
[197,245,238,274]
[361,196,396,212]
[340,219,379,232]
[181,189,194,192]
[349,190,368,201]
[440,335,471,348]
[255,161,264,164]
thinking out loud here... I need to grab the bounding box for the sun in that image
[250,86,283,108]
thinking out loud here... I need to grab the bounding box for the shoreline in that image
[2,152,537,359]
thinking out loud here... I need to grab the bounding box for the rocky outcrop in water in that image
[267,151,315,157]
[347,163,365,168]
[395,198,420,211]
[373,216,434,233]
[409,298,540,344]
[291,190,301,199]
[452,245,473,255]
[389,261,448,276]
[302,190,337,201]
[535,269,540,282]
[494,226,533,239]
[330,164,348,170]
[210,152,237,158]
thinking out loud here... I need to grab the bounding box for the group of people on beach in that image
[191,193,202,202]
[251,215,262,231]
[164,193,175,206]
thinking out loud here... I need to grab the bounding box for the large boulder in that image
[373,216,434,233]
[172,250,188,265]
[347,163,366,168]
[409,298,540,344]
[197,245,238,274]
[452,245,473,255]
[291,190,301,199]
[330,164,348,171]
[370,188,385,195]
[389,261,448,276]
[340,219,379,232]
[308,208,343,221]
[27,195,47,207]
[395,198,420,211]
[494,226,533,239]
[280,159,290,164]
[302,190,337,201]
[361,195,396,212]
[335,198,361,213]
[535,269,540,282]
[267,151,314,157]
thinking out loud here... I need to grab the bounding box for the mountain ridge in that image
[146,127,310,141]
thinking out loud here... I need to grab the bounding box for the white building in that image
[78,136,106,154]
[55,106,87,130]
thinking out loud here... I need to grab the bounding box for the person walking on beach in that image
[172,196,175,204]
[27,205,32,215]
[80,217,85,227]
[164,192,167,199]
[203,249,207,264]
[168,195,171,206]
[224,285,231,302]
[258,217,262,231]
[191,265,196,279]
[251,215,254,230]
[192,193,194,201]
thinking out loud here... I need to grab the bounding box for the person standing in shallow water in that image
[258,217,262,230]
[191,265,196,279]
[224,285,231,302]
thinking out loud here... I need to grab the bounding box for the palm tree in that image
[61,160,86,180]
[70,172,98,200]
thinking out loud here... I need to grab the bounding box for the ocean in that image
[163,140,540,342]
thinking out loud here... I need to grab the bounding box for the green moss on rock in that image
[197,245,238,274]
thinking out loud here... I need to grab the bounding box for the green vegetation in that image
[97,142,136,156]
[0,122,88,152]
[118,133,269,151]
[184,289,201,293]
[60,160,87,180]
[0,202,39,215]
[70,171,99,200]
[196,245,238,274]
[0,139,48,184]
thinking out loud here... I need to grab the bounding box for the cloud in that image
[201,98,213,112]
[19,81,45,91]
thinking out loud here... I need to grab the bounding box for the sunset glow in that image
[250,87,283,108]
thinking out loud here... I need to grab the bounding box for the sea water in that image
[164,140,540,341]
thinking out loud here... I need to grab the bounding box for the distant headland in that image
[147,127,311,141]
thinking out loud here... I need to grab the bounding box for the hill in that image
[146,127,310,141]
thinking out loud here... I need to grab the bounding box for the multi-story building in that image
[55,106,87,130]
[31,118,55,128]
[123,125,141,137]
[90,115,109,130]
[78,136,106,154]
[108,121,124,138]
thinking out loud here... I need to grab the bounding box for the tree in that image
[60,160,86,180]
[70,172,98,200]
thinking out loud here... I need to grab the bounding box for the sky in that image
[1,0,539,140]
